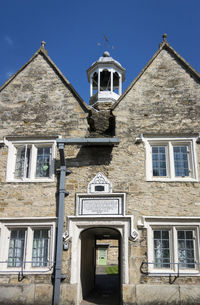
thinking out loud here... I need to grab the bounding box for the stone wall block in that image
[180,285,200,305]
[123,284,136,305]
[0,285,34,305]
[60,283,77,305]
[136,284,180,305]
[34,284,53,305]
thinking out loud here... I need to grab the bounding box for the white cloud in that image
[5,35,14,46]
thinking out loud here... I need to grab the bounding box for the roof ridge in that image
[0,43,90,112]
[112,37,200,111]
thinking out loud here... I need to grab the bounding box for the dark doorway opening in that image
[80,227,121,305]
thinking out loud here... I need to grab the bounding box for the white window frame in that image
[0,218,56,274]
[139,216,200,276]
[144,136,198,182]
[5,139,56,182]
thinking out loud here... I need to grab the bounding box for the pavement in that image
[80,265,120,305]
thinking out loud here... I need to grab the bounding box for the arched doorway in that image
[67,215,137,305]
[80,227,121,305]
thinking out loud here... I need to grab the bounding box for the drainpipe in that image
[53,137,120,305]
[53,142,68,305]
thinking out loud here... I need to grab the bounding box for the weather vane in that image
[97,35,115,51]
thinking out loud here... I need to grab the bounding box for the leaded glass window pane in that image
[36,147,51,178]
[14,146,30,179]
[154,230,170,268]
[14,146,25,178]
[32,229,49,267]
[152,146,167,176]
[173,146,189,177]
[8,229,26,267]
[14,147,25,178]
[178,230,195,268]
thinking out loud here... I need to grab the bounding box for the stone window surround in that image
[5,138,56,182]
[143,136,198,182]
[138,216,200,276]
[0,218,56,274]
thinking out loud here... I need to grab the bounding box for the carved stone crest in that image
[88,172,112,193]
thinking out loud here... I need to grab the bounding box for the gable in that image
[113,45,200,136]
[0,51,89,138]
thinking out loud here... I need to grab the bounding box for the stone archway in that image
[66,215,137,305]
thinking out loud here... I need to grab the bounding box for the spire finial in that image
[103,51,110,57]
[41,41,46,48]
[162,33,167,42]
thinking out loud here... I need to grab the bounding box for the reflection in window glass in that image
[32,229,49,267]
[152,146,167,176]
[15,146,30,179]
[154,230,170,268]
[178,230,195,268]
[36,147,50,178]
[173,146,189,177]
[8,229,26,267]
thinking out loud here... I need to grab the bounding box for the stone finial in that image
[162,33,167,42]
[103,51,110,57]
[41,41,46,48]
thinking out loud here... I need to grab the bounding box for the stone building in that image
[0,34,200,305]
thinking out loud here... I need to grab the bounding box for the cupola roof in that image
[95,51,122,67]
[87,51,125,82]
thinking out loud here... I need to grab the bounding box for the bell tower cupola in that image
[87,51,125,110]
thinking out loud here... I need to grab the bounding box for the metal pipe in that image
[56,137,120,145]
[53,143,67,305]
[53,137,120,305]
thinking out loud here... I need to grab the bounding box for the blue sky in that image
[0,0,200,103]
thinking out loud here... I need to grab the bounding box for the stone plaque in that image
[76,194,125,216]
[81,198,120,215]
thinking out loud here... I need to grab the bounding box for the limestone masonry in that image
[0,35,200,305]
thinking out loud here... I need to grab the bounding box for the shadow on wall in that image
[64,146,114,167]
[87,110,116,137]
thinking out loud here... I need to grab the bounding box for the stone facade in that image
[0,38,200,305]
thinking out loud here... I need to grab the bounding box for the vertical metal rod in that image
[53,143,66,305]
